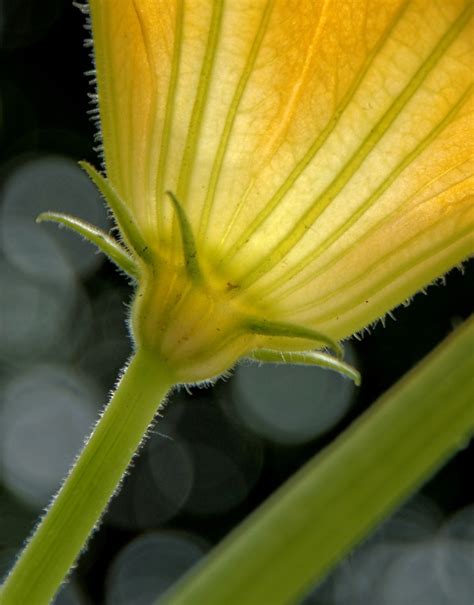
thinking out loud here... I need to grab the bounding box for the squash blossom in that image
[45,0,473,384]
[2,2,473,603]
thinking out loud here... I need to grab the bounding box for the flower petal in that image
[89,0,179,233]
[90,0,473,342]
[216,0,473,339]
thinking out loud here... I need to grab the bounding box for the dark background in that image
[1,2,473,604]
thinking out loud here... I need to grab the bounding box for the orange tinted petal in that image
[90,0,473,344]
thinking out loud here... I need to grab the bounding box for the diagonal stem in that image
[159,318,474,605]
[0,350,174,605]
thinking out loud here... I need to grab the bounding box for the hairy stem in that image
[0,349,174,605]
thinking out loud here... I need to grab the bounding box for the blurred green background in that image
[0,2,473,604]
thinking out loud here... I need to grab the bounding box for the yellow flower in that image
[44,0,473,383]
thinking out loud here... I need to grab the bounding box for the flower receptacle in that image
[131,263,260,384]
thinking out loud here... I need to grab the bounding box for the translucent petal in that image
[90,0,473,342]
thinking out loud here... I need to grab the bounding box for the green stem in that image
[0,349,174,605]
[160,318,474,605]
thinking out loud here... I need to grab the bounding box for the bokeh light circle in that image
[1,155,109,278]
[105,532,207,605]
[106,435,194,530]
[232,346,357,445]
[177,398,264,516]
[0,365,98,508]
[0,259,73,362]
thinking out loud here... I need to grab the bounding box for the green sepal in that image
[79,161,152,263]
[244,318,343,359]
[166,191,204,284]
[248,348,361,385]
[37,211,139,279]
